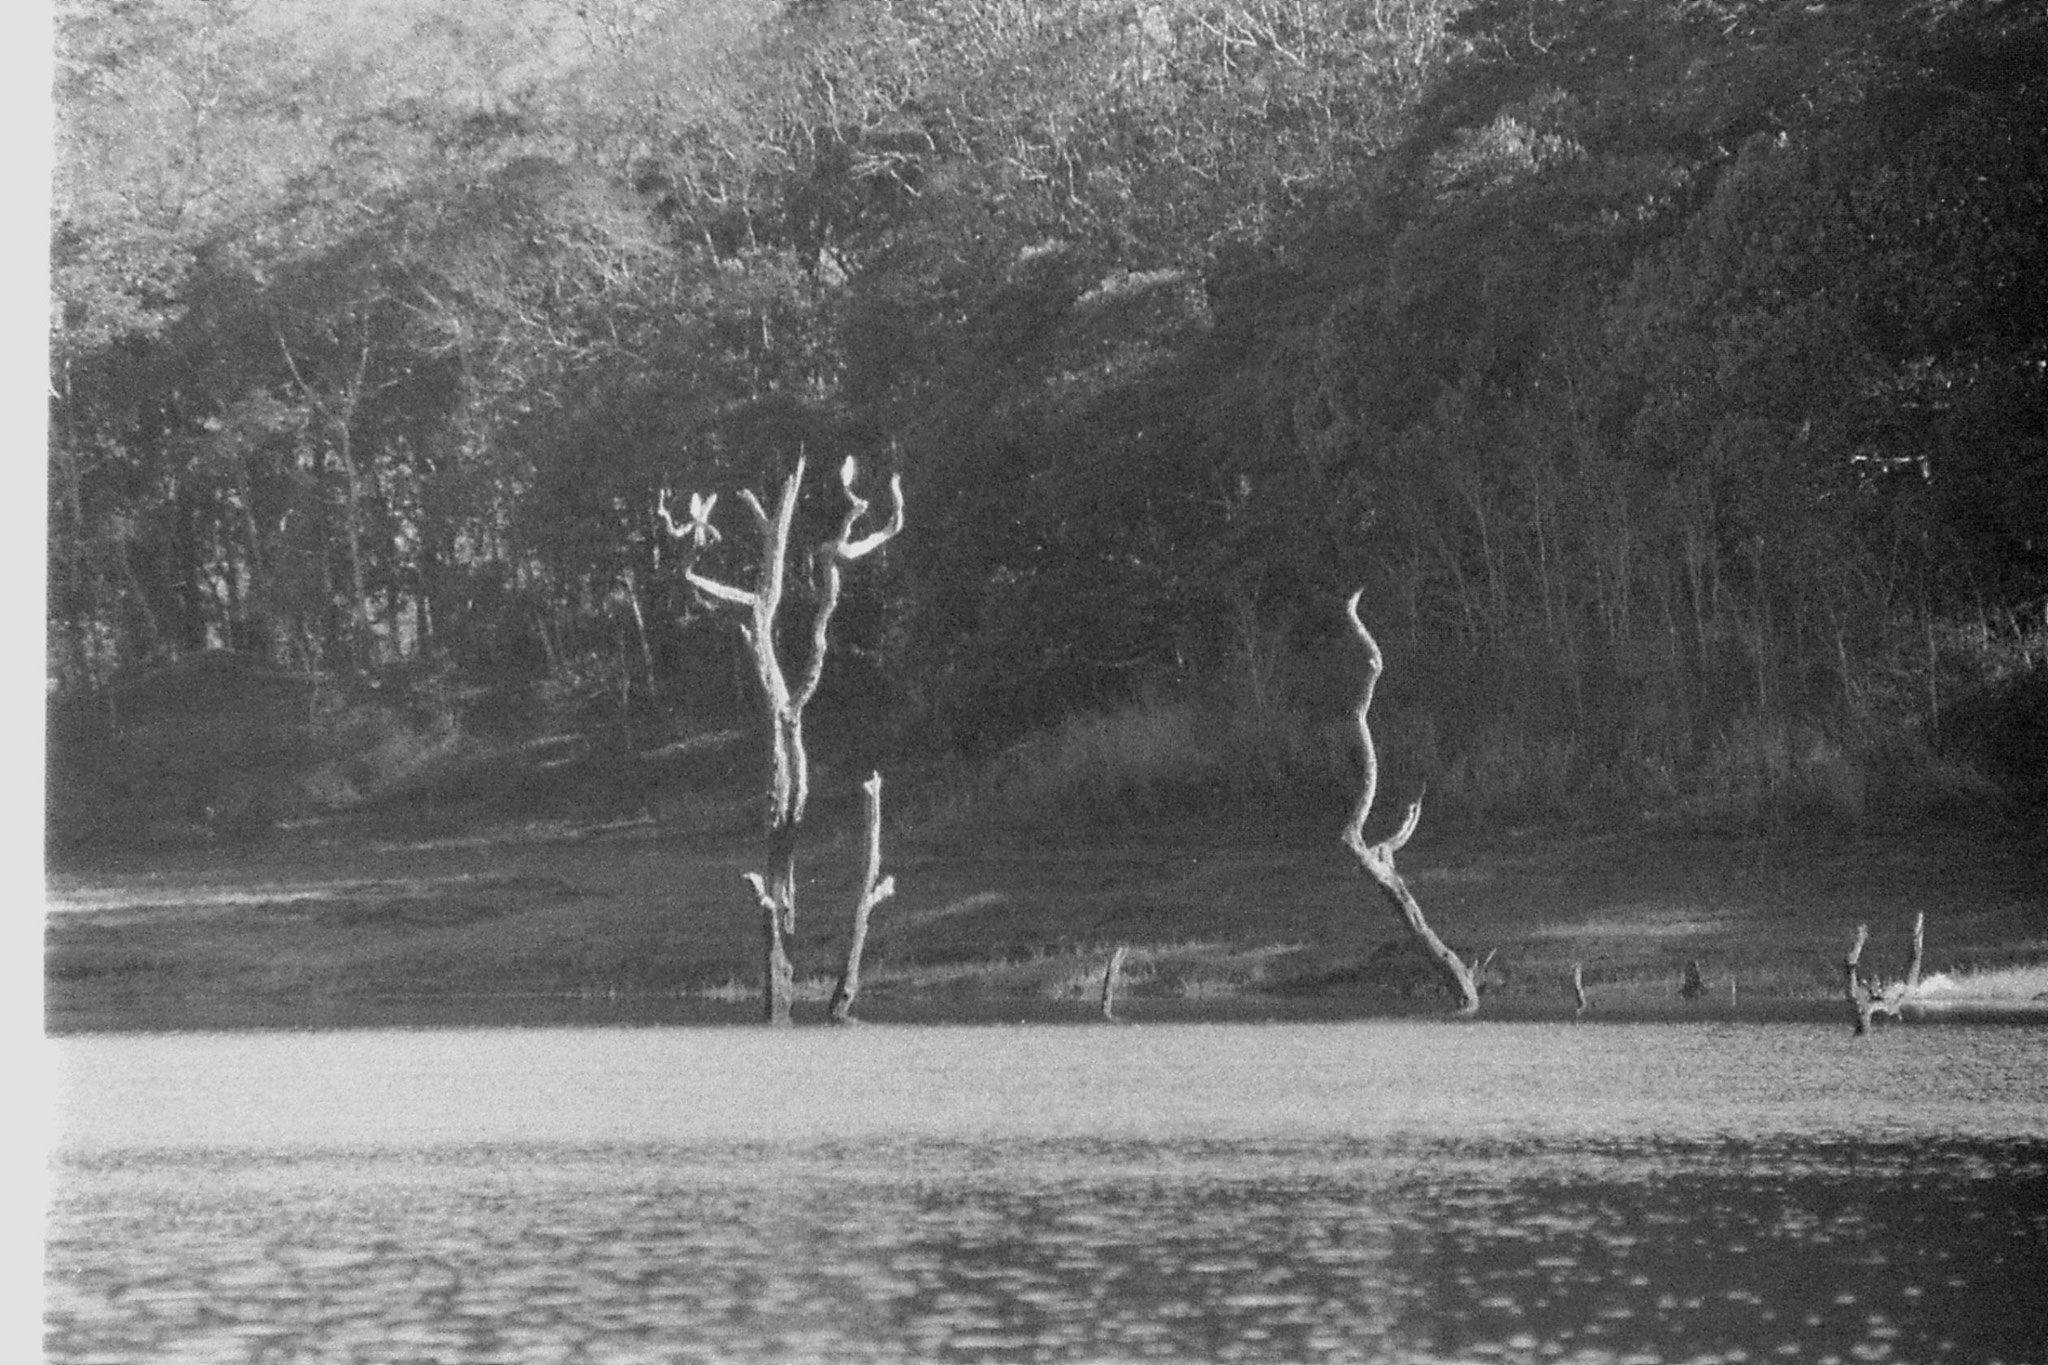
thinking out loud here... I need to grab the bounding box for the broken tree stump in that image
[828,772,897,1025]
[1101,945,1129,1022]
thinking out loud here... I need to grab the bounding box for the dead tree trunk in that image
[1341,589,1481,1016]
[662,455,904,1025]
[1844,913,1926,1036]
[828,772,896,1024]
[1101,945,1129,1022]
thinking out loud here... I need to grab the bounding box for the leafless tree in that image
[661,453,904,1024]
[1341,589,1481,1015]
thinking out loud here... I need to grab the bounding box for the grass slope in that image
[46,792,2048,1032]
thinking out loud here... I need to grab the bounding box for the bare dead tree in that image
[661,454,905,1025]
[1844,912,1926,1036]
[828,771,896,1024]
[1341,589,1482,1016]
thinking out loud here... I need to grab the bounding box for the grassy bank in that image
[46,781,2048,1032]
[45,652,2048,1032]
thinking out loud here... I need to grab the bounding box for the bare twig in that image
[829,456,906,562]
[795,459,905,713]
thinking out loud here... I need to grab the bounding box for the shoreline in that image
[44,991,2048,1037]
[45,815,2048,1037]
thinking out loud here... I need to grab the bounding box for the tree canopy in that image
[48,0,2048,822]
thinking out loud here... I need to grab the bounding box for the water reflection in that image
[49,1024,2048,1364]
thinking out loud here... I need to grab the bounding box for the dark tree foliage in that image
[49,0,2048,833]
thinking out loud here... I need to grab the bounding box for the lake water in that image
[49,1022,2048,1364]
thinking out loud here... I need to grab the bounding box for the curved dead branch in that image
[1342,589,1480,1016]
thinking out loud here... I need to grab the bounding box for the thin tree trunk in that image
[742,866,797,1026]
[622,566,660,702]
[1101,944,1129,1022]
[334,419,372,665]
[116,535,165,662]
[278,331,376,668]
[532,606,562,678]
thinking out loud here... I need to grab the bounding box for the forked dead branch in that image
[1341,589,1482,1016]
[660,453,905,1025]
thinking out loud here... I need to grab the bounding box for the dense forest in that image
[47,0,2048,846]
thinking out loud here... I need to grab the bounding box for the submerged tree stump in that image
[828,772,896,1025]
[1340,590,1480,1016]
[1844,913,1926,1036]
[1101,945,1129,1022]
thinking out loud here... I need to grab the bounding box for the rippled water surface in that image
[50,1023,2048,1364]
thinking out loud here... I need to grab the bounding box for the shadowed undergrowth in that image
[948,690,2017,836]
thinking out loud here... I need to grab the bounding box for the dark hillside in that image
[48,0,2046,847]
